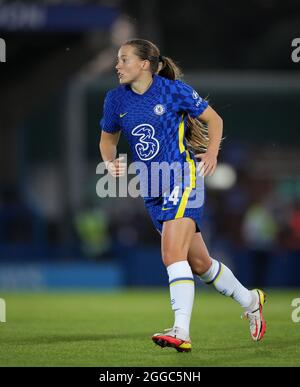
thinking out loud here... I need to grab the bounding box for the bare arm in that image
[199,105,223,155]
[195,106,223,176]
[99,130,126,177]
[99,130,120,164]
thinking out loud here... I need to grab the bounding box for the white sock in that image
[199,258,254,309]
[167,260,195,334]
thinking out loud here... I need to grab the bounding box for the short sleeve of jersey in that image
[100,90,121,133]
[175,80,208,118]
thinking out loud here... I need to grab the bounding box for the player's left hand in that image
[194,150,218,177]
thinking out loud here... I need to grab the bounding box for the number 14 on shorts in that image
[163,186,180,209]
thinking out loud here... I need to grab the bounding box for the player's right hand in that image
[105,157,127,177]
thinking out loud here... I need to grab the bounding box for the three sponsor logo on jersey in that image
[131,123,160,161]
[124,104,166,161]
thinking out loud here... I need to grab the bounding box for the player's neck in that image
[131,75,153,95]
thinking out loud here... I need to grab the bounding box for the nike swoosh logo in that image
[119,112,128,118]
[162,207,172,211]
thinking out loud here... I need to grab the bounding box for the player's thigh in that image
[161,217,196,266]
[188,232,212,274]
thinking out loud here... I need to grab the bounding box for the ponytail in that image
[158,56,210,153]
[158,56,183,81]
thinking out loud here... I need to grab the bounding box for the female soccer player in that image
[99,39,266,352]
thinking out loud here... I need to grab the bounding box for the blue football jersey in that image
[100,74,208,161]
[100,74,208,198]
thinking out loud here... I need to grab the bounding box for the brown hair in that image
[123,39,210,152]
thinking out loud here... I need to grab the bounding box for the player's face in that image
[116,45,147,84]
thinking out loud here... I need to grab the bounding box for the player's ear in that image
[142,59,151,71]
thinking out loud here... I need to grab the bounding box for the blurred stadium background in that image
[0,0,300,292]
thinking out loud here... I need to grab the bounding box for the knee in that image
[162,246,186,267]
[161,248,175,267]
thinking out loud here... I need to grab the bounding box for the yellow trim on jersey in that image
[170,279,194,286]
[178,115,185,154]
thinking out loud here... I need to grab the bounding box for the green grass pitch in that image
[0,289,300,367]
